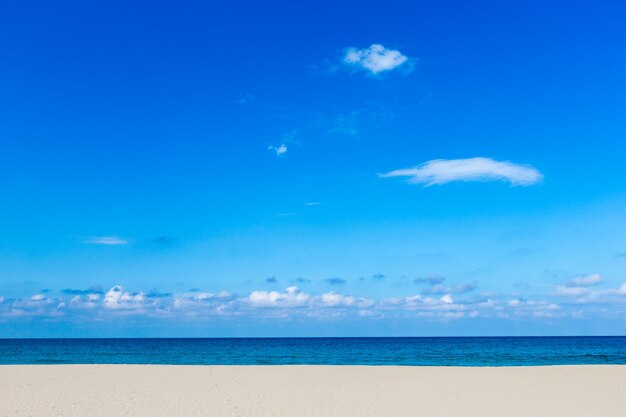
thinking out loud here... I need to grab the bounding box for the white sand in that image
[0,365,624,417]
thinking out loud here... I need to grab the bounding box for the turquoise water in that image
[1,337,625,366]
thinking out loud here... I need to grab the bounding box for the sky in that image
[1,0,626,337]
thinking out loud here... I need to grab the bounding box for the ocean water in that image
[0,337,624,366]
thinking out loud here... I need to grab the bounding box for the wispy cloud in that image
[413,275,446,285]
[236,93,257,105]
[359,273,386,282]
[566,273,602,287]
[554,273,626,304]
[329,111,360,136]
[555,274,603,298]
[413,275,475,295]
[84,236,128,245]
[268,131,299,157]
[62,285,104,295]
[427,283,477,295]
[380,157,543,186]
[150,236,177,246]
[268,143,288,157]
[325,277,347,285]
[343,44,411,74]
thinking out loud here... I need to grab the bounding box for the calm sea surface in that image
[0,337,625,366]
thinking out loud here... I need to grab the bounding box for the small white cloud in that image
[380,157,543,186]
[85,236,128,245]
[567,273,602,287]
[268,143,288,157]
[305,202,320,206]
[343,44,410,74]
[440,294,453,304]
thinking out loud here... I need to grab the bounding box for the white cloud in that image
[380,157,543,186]
[320,292,374,308]
[84,236,128,245]
[572,283,626,304]
[428,283,476,295]
[248,286,310,307]
[555,286,590,297]
[268,131,298,157]
[268,144,288,157]
[567,274,602,287]
[343,44,410,74]
[70,293,101,309]
[440,294,453,304]
[103,285,154,311]
[4,281,626,322]
[555,274,616,302]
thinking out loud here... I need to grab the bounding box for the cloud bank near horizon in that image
[2,274,625,324]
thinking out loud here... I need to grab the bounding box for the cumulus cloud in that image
[380,157,543,186]
[343,44,411,74]
[84,236,128,245]
[103,285,155,311]
[248,286,310,308]
[5,280,626,323]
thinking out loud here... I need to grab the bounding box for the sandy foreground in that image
[0,365,624,417]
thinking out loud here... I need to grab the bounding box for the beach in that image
[1,365,624,417]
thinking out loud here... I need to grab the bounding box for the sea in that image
[1,337,625,366]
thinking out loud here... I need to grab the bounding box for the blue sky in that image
[1,0,626,337]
